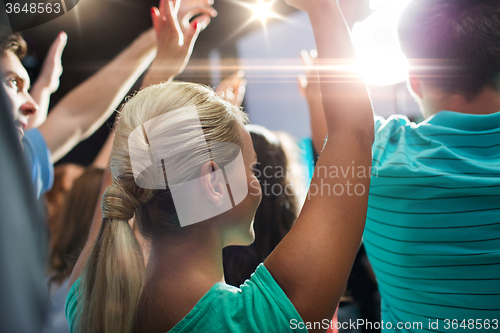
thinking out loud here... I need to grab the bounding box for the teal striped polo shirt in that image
[364,111,500,332]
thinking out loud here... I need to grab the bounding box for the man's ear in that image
[407,72,423,99]
[199,161,226,207]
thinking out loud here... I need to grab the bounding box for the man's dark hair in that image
[398,0,500,100]
[0,30,27,59]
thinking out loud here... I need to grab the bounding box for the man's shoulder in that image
[374,114,413,133]
[374,114,419,147]
[22,129,53,197]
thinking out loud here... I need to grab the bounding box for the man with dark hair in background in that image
[362,0,500,331]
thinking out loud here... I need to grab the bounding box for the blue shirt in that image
[364,111,500,332]
[22,129,53,198]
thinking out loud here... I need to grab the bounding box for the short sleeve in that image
[169,264,309,333]
[373,114,412,157]
[22,129,53,198]
[65,278,80,333]
[238,264,308,332]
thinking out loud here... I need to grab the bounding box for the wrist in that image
[151,58,179,77]
[31,81,54,94]
[307,0,340,18]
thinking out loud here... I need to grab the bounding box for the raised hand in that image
[215,70,247,107]
[28,31,67,129]
[143,0,202,86]
[177,0,217,33]
[36,31,67,93]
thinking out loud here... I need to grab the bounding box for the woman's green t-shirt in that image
[65,263,307,332]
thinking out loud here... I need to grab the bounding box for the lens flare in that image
[251,0,276,23]
[351,0,413,86]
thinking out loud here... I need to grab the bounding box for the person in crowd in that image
[364,1,500,329]
[301,0,500,330]
[66,0,374,333]
[44,167,104,333]
[223,124,306,287]
[0,0,216,199]
[45,164,84,232]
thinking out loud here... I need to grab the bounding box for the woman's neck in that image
[135,225,225,332]
[148,226,225,284]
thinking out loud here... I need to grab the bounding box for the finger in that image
[46,31,67,62]
[235,78,247,106]
[297,74,307,97]
[53,32,67,58]
[300,49,312,67]
[184,21,202,54]
[186,14,211,31]
[188,6,218,19]
[181,6,217,31]
[159,0,166,20]
[165,0,175,21]
[230,70,245,90]
[168,0,184,45]
[310,49,318,59]
[151,7,161,36]
[173,0,181,16]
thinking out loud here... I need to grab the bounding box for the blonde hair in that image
[77,82,248,333]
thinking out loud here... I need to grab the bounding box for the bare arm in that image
[91,125,115,169]
[298,49,328,154]
[28,32,67,129]
[265,0,374,330]
[39,29,157,162]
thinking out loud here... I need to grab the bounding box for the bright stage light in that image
[370,0,394,10]
[250,0,277,24]
[352,0,413,86]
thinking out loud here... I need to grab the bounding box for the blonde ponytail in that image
[77,183,147,333]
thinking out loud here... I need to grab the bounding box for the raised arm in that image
[141,0,216,87]
[265,0,374,330]
[298,49,327,154]
[28,32,67,129]
[38,29,157,162]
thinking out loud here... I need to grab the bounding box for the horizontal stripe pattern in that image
[364,112,500,332]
